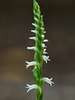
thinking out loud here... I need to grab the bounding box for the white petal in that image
[29,37,36,41]
[44,39,48,42]
[43,49,48,54]
[44,31,46,33]
[27,46,36,51]
[26,61,36,69]
[31,30,39,34]
[42,55,50,63]
[41,35,45,38]
[43,77,54,86]
[31,30,36,34]
[42,44,47,48]
[32,23,39,28]
[26,84,37,93]
[41,28,44,30]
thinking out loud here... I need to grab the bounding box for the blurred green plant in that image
[26,0,54,100]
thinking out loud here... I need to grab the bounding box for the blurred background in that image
[0,0,75,100]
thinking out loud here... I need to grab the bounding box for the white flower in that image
[44,31,46,33]
[31,30,37,34]
[29,37,36,41]
[27,46,36,51]
[41,28,44,31]
[42,55,50,63]
[26,61,36,69]
[43,49,48,54]
[43,77,54,86]
[32,23,39,28]
[41,35,45,38]
[44,39,48,42]
[26,84,37,93]
[42,43,47,48]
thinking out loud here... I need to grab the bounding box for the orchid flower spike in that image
[26,0,54,100]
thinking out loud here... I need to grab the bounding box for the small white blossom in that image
[44,31,46,33]
[31,30,39,34]
[26,84,37,93]
[41,28,44,30]
[31,30,37,34]
[42,55,50,63]
[43,49,48,54]
[41,35,45,38]
[29,37,36,41]
[27,46,36,51]
[26,61,36,69]
[43,77,54,86]
[42,43,47,48]
[44,39,48,42]
[32,23,39,28]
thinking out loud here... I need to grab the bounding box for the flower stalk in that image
[26,0,54,100]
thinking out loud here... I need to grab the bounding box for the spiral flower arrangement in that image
[26,0,54,100]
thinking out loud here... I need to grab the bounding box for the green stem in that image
[37,87,43,100]
[33,0,44,100]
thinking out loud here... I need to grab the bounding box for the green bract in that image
[26,0,54,100]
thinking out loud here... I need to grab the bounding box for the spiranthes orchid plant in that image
[26,0,54,100]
